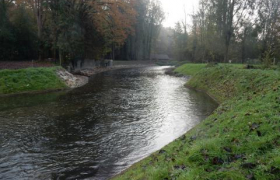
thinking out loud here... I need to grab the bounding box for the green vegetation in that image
[155,60,187,67]
[174,63,246,77]
[174,63,207,76]
[1,0,164,62]
[114,64,280,180]
[0,67,67,95]
[171,0,280,66]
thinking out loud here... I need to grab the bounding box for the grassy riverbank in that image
[174,63,207,75]
[0,67,67,95]
[114,64,280,180]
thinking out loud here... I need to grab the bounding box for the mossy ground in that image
[113,64,280,180]
[0,67,67,95]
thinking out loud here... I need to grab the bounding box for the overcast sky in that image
[160,0,199,28]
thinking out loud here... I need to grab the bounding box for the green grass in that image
[174,63,246,76]
[113,64,280,180]
[220,63,245,69]
[0,67,67,95]
[174,63,207,76]
[156,60,190,67]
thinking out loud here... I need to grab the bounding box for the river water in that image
[0,66,218,180]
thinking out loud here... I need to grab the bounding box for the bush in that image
[261,49,273,69]
[206,62,218,68]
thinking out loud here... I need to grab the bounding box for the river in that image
[0,66,218,180]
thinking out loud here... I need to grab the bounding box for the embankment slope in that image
[113,65,280,180]
[0,67,67,95]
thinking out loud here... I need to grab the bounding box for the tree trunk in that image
[59,49,63,66]
[53,49,56,62]
[224,43,229,63]
[34,0,43,61]
[241,28,247,64]
[112,43,115,60]
[223,0,235,63]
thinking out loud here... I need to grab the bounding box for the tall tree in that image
[16,0,46,60]
[0,0,16,60]
[117,0,164,60]
[257,0,280,62]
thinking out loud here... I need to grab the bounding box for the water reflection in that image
[0,66,217,180]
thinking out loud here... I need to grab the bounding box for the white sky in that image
[160,0,199,28]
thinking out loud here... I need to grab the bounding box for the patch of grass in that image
[174,63,207,76]
[220,63,245,69]
[0,67,67,95]
[113,64,280,180]
[156,60,190,67]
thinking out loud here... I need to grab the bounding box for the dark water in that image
[0,67,218,180]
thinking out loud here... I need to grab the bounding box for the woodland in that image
[0,0,280,65]
[0,0,164,63]
[167,0,280,65]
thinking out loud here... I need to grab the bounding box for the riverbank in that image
[75,61,156,76]
[0,67,65,95]
[113,64,280,179]
[0,60,157,96]
[0,67,89,96]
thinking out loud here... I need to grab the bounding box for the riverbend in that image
[0,66,217,180]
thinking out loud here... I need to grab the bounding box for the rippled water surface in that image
[0,66,218,180]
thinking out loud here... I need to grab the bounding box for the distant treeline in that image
[0,0,164,62]
[171,0,280,64]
